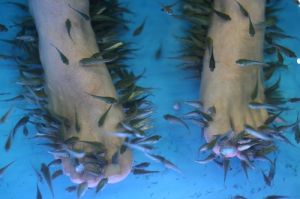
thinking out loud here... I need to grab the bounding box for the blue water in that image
[0,0,300,199]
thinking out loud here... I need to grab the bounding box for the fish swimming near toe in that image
[194,153,216,164]
[244,124,272,141]
[248,102,289,111]
[236,59,269,67]
[96,178,108,194]
[0,161,14,178]
[51,169,63,180]
[40,163,54,197]
[77,182,88,198]
[163,114,189,131]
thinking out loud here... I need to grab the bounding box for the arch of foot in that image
[28,0,132,187]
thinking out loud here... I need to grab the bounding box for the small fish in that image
[213,9,231,21]
[23,125,29,136]
[65,185,77,192]
[133,17,146,36]
[273,43,297,58]
[31,164,43,182]
[223,158,230,182]
[95,178,108,194]
[112,150,119,164]
[40,163,54,197]
[133,135,161,145]
[198,138,218,152]
[51,169,63,179]
[0,24,8,32]
[77,182,88,198]
[294,124,300,144]
[36,184,42,199]
[248,102,288,111]
[108,131,134,138]
[48,159,62,167]
[240,161,249,179]
[133,162,151,169]
[236,59,269,67]
[74,108,80,133]
[233,195,248,199]
[163,114,189,131]
[50,44,69,65]
[207,106,216,116]
[65,19,73,41]
[87,93,118,104]
[262,158,276,186]
[65,148,85,159]
[98,105,112,127]
[146,153,181,173]
[155,43,163,60]
[125,143,153,153]
[184,100,203,109]
[0,107,13,124]
[264,196,289,199]
[208,38,215,72]
[244,124,272,141]
[16,35,35,42]
[68,4,90,21]
[0,161,14,177]
[12,116,29,137]
[248,18,255,37]
[103,42,123,52]
[195,153,216,164]
[251,78,259,100]
[235,1,255,36]
[287,97,300,103]
[159,1,178,15]
[132,168,159,175]
[79,56,118,66]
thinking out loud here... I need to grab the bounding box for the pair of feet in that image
[29,0,268,188]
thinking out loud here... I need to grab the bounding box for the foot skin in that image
[200,0,268,143]
[29,0,132,187]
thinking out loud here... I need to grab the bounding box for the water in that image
[0,0,300,199]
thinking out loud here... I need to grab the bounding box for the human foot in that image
[29,0,132,187]
[200,0,268,144]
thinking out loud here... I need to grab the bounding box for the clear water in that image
[0,0,300,199]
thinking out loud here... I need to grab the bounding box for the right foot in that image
[200,0,268,144]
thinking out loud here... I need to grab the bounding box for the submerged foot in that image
[200,0,268,145]
[29,0,132,187]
